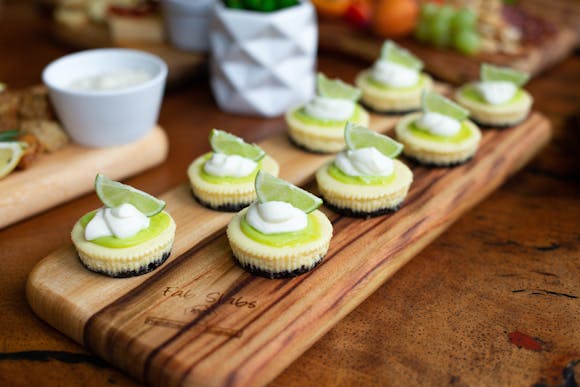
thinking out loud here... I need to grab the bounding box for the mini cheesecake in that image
[316,159,413,217]
[396,112,482,166]
[355,70,433,114]
[285,104,370,153]
[188,153,279,211]
[71,210,176,278]
[454,82,533,128]
[227,207,332,279]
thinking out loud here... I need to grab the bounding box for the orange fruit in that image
[312,0,352,18]
[372,0,419,38]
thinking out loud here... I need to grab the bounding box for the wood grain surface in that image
[0,127,168,230]
[1,2,578,387]
[318,20,578,85]
[27,112,550,386]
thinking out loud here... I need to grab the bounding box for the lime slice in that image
[317,73,362,101]
[0,141,25,180]
[209,129,265,161]
[481,63,530,87]
[380,40,423,71]
[422,91,469,121]
[344,122,403,158]
[95,173,166,216]
[255,170,322,213]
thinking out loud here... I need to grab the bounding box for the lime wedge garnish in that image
[255,170,322,213]
[422,91,469,121]
[317,73,362,101]
[209,129,265,161]
[95,173,166,216]
[380,40,423,71]
[344,122,403,158]
[480,63,530,87]
[0,141,25,180]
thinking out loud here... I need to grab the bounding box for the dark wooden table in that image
[1,1,578,386]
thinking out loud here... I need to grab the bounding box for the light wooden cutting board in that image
[26,112,551,386]
[0,127,168,229]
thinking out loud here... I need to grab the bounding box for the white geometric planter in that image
[209,1,318,117]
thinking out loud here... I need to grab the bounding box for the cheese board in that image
[26,111,550,386]
[0,126,168,229]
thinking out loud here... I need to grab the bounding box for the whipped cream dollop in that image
[476,81,517,105]
[416,112,461,137]
[335,147,394,177]
[371,59,419,88]
[246,201,307,234]
[304,96,355,121]
[204,153,257,178]
[85,203,150,240]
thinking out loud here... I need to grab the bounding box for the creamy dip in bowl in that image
[42,48,167,147]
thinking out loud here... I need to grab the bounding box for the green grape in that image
[451,8,477,32]
[429,21,449,47]
[437,5,456,23]
[420,3,439,21]
[414,20,431,43]
[453,29,481,55]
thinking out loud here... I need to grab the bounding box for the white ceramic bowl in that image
[42,48,168,147]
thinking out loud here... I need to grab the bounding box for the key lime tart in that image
[396,91,482,166]
[188,129,279,211]
[316,122,413,217]
[227,171,333,279]
[454,63,532,128]
[285,73,370,153]
[355,40,433,114]
[71,174,176,278]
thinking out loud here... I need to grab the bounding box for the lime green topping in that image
[198,152,261,184]
[95,174,165,217]
[366,73,426,91]
[380,40,423,70]
[409,120,473,143]
[480,63,529,87]
[422,91,469,121]
[461,84,524,105]
[209,129,265,161]
[240,212,320,248]
[328,163,396,185]
[80,210,170,248]
[344,122,403,158]
[255,171,322,213]
[293,104,365,127]
[317,73,362,101]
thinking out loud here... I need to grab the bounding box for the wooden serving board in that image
[0,126,168,229]
[319,20,578,85]
[26,113,550,386]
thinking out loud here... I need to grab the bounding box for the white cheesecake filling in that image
[85,203,150,240]
[477,81,517,105]
[304,96,355,121]
[246,201,307,234]
[203,153,257,178]
[416,112,461,137]
[371,59,419,88]
[335,147,394,177]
